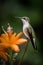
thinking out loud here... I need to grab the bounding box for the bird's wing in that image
[24,26,37,50]
[29,25,36,38]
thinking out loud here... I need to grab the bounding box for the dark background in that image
[0,0,43,65]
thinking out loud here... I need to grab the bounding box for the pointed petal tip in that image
[11,45,20,53]
[15,38,28,45]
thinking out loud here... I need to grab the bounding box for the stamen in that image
[7,23,13,32]
[7,23,10,26]
[7,23,13,36]
[2,26,7,34]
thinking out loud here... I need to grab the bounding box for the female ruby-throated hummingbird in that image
[18,16,37,50]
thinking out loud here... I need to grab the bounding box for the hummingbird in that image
[18,16,37,50]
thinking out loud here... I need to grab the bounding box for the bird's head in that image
[16,16,30,24]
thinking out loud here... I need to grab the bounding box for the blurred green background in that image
[0,0,43,65]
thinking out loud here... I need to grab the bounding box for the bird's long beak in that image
[15,17,23,23]
[15,17,22,19]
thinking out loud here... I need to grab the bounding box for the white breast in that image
[23,23,30,39]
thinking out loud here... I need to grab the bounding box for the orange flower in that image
[0,46,8,61]
[0,32,27,52]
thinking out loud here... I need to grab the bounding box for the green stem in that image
[8,49,13,65]
[18,42,28,65]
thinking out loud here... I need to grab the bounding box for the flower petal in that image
[15,32,23,40]
[11,44,20,52]
[15,38,28,44]
[0,37,9,44]
[1,33,8,39]
[10,33,16,41]
[0,52,8,61]
[12,32,23,43]
[0,43,9,48]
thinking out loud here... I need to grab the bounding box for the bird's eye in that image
[23,18,26,20]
